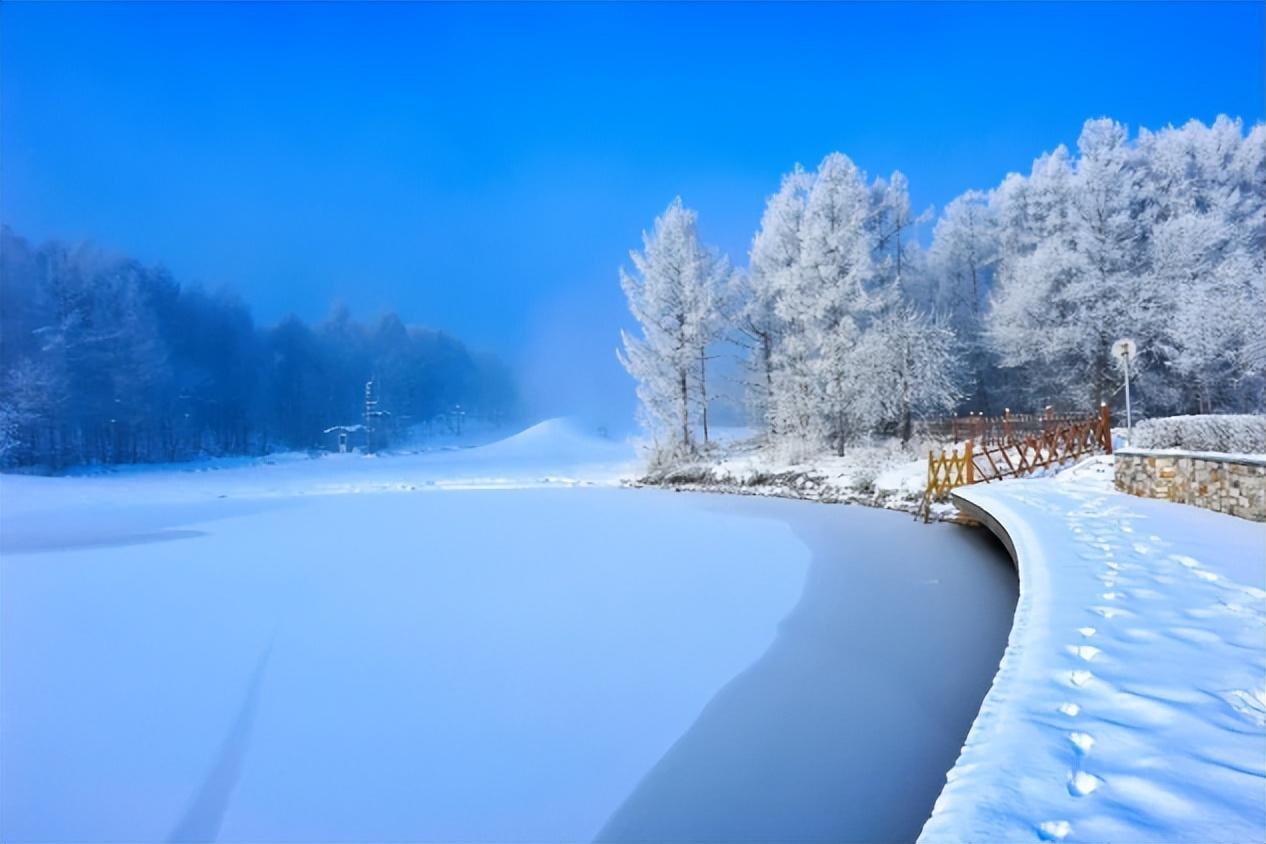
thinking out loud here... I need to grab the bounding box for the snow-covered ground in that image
[921,469,1266,843]
[0,419,1017,842]
[0,419,636,556]
[636,434,938,514]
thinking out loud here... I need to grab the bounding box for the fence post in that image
[965,439,975,485]
[1100,403,1113,454]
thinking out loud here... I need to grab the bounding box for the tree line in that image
[0,227,517,470]
[620,115,1265,463]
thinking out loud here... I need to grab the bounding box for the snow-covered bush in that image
[1131,415,1266,453]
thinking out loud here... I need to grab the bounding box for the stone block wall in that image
[1114,449,1266,522]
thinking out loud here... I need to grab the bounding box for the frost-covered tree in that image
[618,198,730,459]
[927,190,998,409]
[971,115,1265,415]
[738,167,810,433]
[0,226,518,470]
[987,145,1089,407]
[772,153,878,454]
[852,305,961,443]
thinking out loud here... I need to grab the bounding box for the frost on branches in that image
[983,116,1265,414]
[619,114,1264,471]
[618,198,732,464]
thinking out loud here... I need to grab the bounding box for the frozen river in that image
[1,427,1017,842]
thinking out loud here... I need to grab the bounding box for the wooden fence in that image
[918,409,1090,447]
[919,406,1113,521]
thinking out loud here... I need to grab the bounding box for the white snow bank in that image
[921,478,1266,843]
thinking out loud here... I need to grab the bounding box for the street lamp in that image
[1111,338,1137,444]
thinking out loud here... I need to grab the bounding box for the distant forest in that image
[0,227,517,470]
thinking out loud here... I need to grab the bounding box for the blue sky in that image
[3,1,1263,406]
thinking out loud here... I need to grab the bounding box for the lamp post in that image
[1111,338,1137,445]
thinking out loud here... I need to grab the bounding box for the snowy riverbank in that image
[632,435,950,518]
[921,473,1266,843]
[0,418,1018,842]
[6,416,1260,842]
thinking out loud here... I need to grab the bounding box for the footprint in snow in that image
[1058,702,1081,717]
[1038,820,1072,841]
[1068,770,1102,797]
[1077,627,1096,637]
[1067,645,1102,661]
[1220,689,1266,727]
[1069,669,1094,687]
[1068,731,1095,753]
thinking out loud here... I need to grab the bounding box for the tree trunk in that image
[899,378,913,445]
[761,332,775,435]
[679,367,690,451]
[700,349,709,446]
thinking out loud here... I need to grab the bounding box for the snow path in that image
[922,478,1266,843]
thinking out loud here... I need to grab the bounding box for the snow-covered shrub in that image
[1131,415,1266,453]
[822,440,920,492]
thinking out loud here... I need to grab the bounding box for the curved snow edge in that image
[916,486,1053,842]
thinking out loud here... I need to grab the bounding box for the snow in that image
[1130,414,1266,454]
[1,418,1018,842]
[921,476,1266,843]
[13,414,1256,842]
[1,419,637,552]
[642,434,941,515]
[1116,446,1266,466]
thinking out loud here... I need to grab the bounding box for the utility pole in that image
[364,377,378,453]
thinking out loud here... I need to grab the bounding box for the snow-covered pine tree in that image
[618,198,730,462]
[971,115,1265,416]
[987,143,1090,409]
[927,189,998,410]
[851,303,961,443]
[868,171,928,302]
[774,153,876,455]
[739,167,810,435]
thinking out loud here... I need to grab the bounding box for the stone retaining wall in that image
[1114,448,1266,521]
